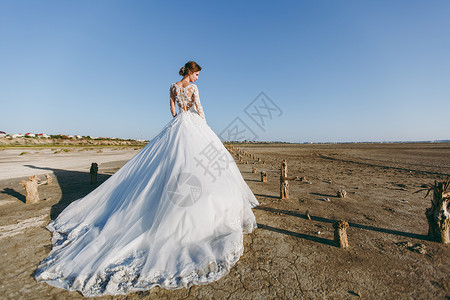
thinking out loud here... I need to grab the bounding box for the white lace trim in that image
[35,220,256,297]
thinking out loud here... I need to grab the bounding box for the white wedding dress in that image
[35,83,259,297]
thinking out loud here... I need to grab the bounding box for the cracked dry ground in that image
[0,143,449,299]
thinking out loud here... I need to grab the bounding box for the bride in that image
[35,61,259,297]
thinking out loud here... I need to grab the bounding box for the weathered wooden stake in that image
[337,190,347,198]
[90,162,98,185]
[424,180,450,243]
[333,220,349,248]
[45,174,53,185]
[306,209,311,220]
[20,175,40,204]
[280,159,299,199]
[261,171,267,182]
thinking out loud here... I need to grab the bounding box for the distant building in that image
[0,131,6,138]
[74,135,82,139]
[25,133,36,137]
[67,135,74,139]
[37,133,50,138]
[11,133,24,138]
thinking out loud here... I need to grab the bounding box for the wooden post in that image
[306,209,311,220]
[20,175,40,204]
[337,190,347,198]
[333,220,349,248]
[280,159,299,199]
[424,181,450,243]
[90,162,98,185]
[261,171,267,182]
[45,174,53,185]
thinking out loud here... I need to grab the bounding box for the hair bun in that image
[178,61,202,76]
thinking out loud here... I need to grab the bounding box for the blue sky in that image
[1,1,449,142]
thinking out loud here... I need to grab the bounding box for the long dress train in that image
[34,83,259,297]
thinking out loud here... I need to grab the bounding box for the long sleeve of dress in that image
[169,85,177,117]
[192,85,205,120]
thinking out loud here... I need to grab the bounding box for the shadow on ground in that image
[1,188,26,203]
[257,222,337,247]
[254,193,279,199]
[23,165,111,220]
[255,206,429,241]
[310,192,338,198]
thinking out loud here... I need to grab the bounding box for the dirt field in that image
[0,147,141,180]
[0,143,449,299]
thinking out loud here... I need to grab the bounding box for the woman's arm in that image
[193,85,205,119]
[170,86,177,117]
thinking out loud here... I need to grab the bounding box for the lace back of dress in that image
[170,83,205,119]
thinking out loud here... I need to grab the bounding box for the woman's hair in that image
[179,61,202,76]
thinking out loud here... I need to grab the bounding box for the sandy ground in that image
[0,147,141,180]
[0,143,449,299]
